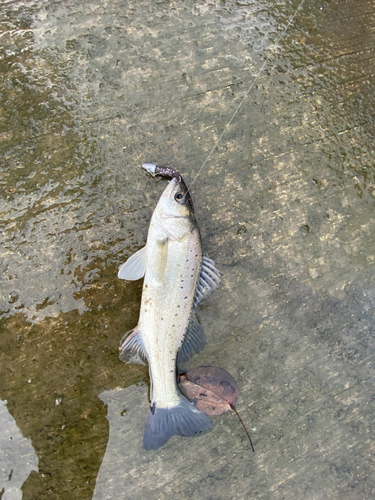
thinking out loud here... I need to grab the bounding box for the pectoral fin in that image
[119,327,147,365]
[118,245,147,280]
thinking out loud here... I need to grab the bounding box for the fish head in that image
[155,178,194,220]
[152,178,197,239]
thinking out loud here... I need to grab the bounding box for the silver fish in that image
[118,164,221,450]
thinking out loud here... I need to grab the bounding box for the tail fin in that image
[143,397,213,450]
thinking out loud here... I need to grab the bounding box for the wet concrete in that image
[0,0,375,498]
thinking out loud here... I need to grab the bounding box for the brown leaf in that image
[179,366,254,452]
[179,379,232,416]
[179,366,238,416]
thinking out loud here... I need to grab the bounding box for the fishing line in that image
[187,0,306,192]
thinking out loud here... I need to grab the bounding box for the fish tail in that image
[143,396,213,450]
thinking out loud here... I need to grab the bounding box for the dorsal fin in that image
[178,312,206,365]
[194,255,222,307]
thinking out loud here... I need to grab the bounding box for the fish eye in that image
[174,192,186,203]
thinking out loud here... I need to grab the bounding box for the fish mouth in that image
[142,163,194,212]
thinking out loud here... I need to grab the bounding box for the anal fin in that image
[119,327,147,365]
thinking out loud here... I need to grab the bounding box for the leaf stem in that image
[231,405,255,452]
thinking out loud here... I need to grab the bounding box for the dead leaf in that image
[179,366,254,451]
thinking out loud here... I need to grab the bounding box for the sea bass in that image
[118,163,221,450]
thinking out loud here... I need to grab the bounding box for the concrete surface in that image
[1,0,375,498]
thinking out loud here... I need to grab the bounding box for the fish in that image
[118,163,221,450]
